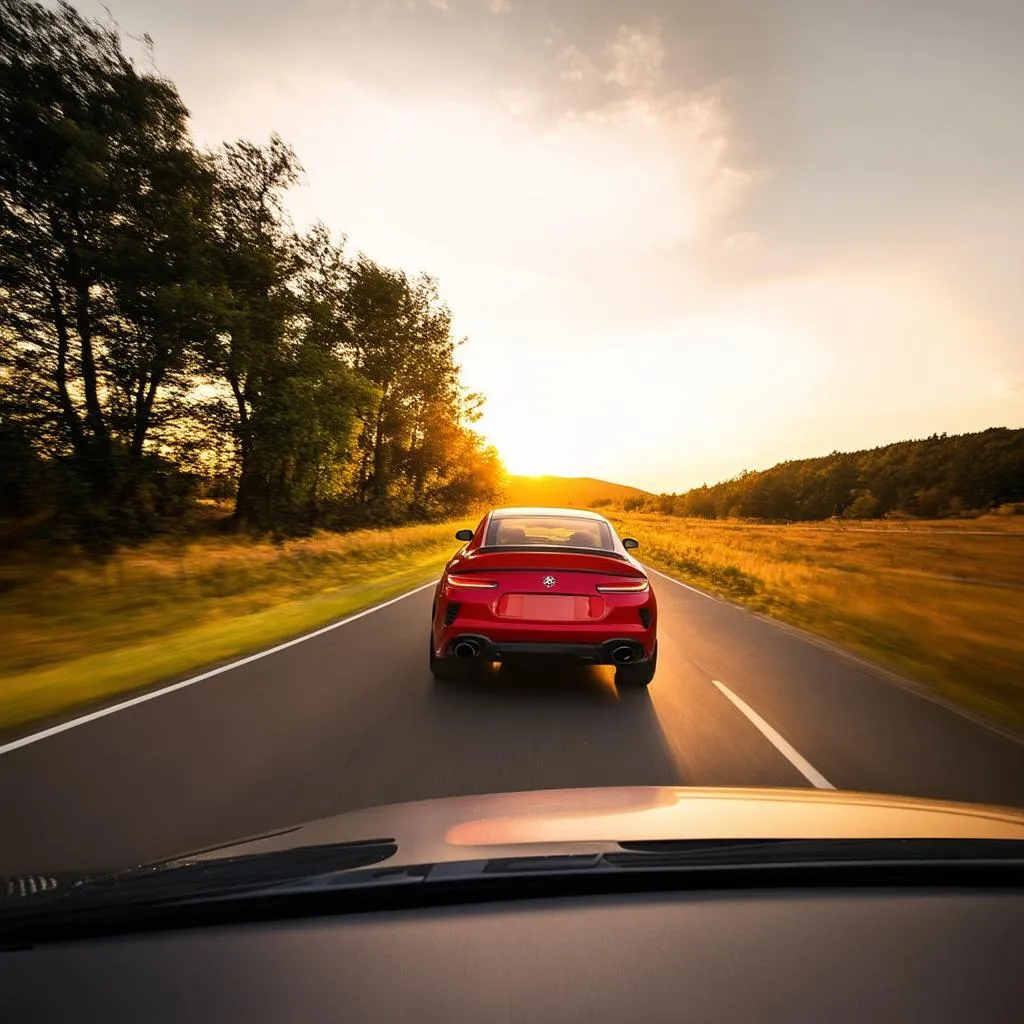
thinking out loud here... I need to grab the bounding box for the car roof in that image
[489,507,610,522]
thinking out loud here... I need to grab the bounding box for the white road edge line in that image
[0,580,439,757]
[652,563,1024,748]
[645,566,716,600]
[712,680,835,790]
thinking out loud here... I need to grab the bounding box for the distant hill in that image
[501,475,651,509]
[649,427,1024,521]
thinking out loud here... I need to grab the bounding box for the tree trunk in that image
[368,384,390,502]
[73,279,107,441]
[46,274,86,456]
[227,367,255,523]
[67,208,107,443]
[131,367,164,460]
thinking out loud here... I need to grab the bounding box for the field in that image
[0,520,474,734]
[611,512,1024,733]
[4,503,1023,738]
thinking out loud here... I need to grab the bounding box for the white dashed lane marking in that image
[713,679,835,789]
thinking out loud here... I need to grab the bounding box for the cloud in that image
[558,23,666,94]
[81,0,1023,487]
[721,231,759,252]
[605,25,664,90]
[277,78,747,300]
[558,43,597,85]
[993,378,1024,400]
[400,0,512,12]
[497,87,541,116]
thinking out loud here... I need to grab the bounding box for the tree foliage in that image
[0,0,216,545]
[651,430,1024,522]
[0,1,502,547]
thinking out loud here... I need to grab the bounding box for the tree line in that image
[0,0,503,551]
[625,428,1024,521]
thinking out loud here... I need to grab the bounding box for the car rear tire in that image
[615,642,657,688]
[429,631,463,681]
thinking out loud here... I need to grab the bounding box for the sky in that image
[75,0,1024,492]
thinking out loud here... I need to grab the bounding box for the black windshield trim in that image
[5,842,1023,948]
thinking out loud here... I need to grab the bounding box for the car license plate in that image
[498,595,592,620]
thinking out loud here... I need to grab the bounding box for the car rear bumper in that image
[442,633,655,665]
[433,585,657,664]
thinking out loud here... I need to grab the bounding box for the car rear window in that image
[484,516,616,552]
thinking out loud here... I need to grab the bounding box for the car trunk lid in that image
[446,553,647,623]
[452,549,639,576]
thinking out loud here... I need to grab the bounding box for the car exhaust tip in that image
[610,644,637,665]
[453,639,482,659]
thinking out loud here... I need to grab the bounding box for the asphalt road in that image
[2,570,1023,874]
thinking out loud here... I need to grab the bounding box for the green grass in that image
[0,522,466,733]
[611,512,1024,734]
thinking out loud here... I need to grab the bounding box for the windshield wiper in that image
[1,839,397,923]
[4,838,1022,948]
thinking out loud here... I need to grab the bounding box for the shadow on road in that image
[435,660,627,704]
[353,659,687,803]
[0,647,683,875]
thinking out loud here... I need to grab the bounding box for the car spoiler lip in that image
[475,545,627,559]
[450,563,642,576]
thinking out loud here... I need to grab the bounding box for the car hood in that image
[177,787,1024,870]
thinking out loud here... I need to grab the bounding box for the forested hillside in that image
[636,428,1024,521]
[502,475,649,508]
[0,1,502,552]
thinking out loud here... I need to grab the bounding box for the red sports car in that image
[430,507,658,687]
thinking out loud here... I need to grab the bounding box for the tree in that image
[342,257,480,518]
[0,1,504,545]
[203,135,302,526]
[0,414,46,519]
[0,0,214,543]
[845,490,880,519]
[658,429,1024,523]
[258,224,376,528]
[201,144,383,530]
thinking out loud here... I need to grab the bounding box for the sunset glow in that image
[86,0,1024,491]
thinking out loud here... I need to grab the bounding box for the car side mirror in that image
[455,529,474,542]
[622,538,639,550]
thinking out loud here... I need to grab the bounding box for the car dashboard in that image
[4,886,1022,1022]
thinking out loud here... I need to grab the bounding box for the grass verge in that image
[0,523,465,735]
[610,512,1024,735]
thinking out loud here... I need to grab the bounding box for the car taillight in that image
[446,574,499,589]
[596,578,649,593]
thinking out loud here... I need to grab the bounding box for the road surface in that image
[2,569,1023,874]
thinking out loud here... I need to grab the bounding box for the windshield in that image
[485,516,616,551]
[1,0,1023,914]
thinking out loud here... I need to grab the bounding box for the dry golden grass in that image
[610,512,1024,733]
[0,521,471,732]
[5,507,1022,736]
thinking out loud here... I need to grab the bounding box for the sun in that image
[481,421,587,479]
